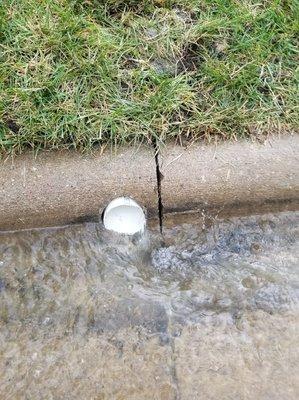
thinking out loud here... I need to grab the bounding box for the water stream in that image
[0,210,298,399]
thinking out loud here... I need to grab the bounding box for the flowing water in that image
[0,210,298,399]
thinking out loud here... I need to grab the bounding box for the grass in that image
[0,0,298,153]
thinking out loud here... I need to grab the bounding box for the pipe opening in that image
[102,197,146,235]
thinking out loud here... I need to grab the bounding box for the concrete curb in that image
[0,135,298,231]
[160,135,299,213]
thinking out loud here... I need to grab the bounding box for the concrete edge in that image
[0,134,298,231]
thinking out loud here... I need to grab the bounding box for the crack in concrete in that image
[169,335,181,400]
[166,309,181,400]
[153,141,164,234]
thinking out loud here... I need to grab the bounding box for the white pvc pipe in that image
[102,197,146,235]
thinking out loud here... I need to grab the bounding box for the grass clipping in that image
[0,0,298,152]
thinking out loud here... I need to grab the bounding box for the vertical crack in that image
[170,335,181,400]
[166,307,181,400]
[153,140,164,234]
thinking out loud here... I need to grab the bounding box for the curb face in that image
[160,135,299,213]
[0,135,298,231]
[0,148,157,231]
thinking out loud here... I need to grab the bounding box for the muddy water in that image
[0,211,298,399]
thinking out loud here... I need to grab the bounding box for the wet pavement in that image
[0,211,298,399]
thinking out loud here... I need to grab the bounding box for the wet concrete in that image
[0,210,298,399]
[0,134,298,231]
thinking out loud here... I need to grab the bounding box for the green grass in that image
[0,0,298,152]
